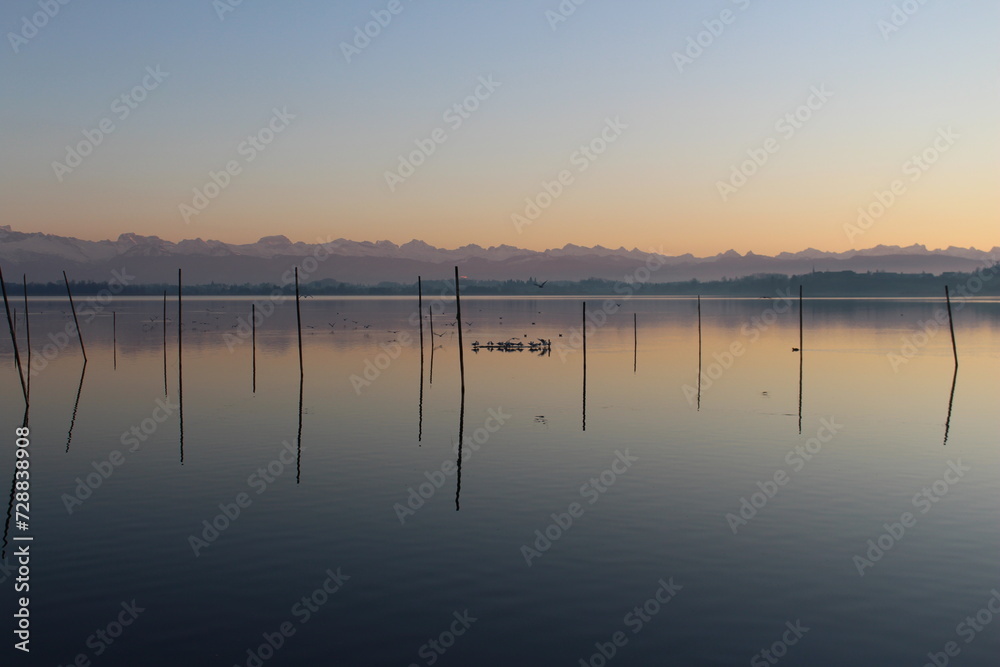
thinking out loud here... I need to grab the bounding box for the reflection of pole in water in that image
[22,275,30,397]
[63,270,87,362]
[250,303,257,394]
[582,301,587,432]
[945,285,958,368]
[455,388,465,511]
[418,356,424,444]
[65,361,87,452]
[178,270,184,464]
[1,459,18,559]
[428,305,435,385]
[798,348,803,435]
[633,313,637,374]
[296,374,303,484]
[943,367,957,446]
[1,470,15,559]
[2,399,29,558]
[697,295,702,411]
[0,264,27,402]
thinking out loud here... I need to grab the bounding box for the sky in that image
[1,0,997,256]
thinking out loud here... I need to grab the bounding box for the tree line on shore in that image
[7,267,1000,298]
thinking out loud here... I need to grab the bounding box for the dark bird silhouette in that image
[532,280,547,288]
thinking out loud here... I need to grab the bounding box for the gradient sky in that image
[2,0,997,255]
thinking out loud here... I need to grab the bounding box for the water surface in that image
[1,296,998,666]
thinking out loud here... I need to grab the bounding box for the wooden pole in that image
[697,295,702,411]
[454,267,465,393]
[178,269,184,464]
[418,276,424,357]
[162,290,168,395]
[798,285,803,352]
[798,286,803,433]
[63,270,87,361]
[945,285,958,367]
[0,265,27,401]
[417,279,424,442]
[582,301,587,431]
[178,270,182,355]
[252,303,256,393]
[113,311,117,370]
[295,267,303,377]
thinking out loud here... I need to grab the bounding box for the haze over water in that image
[1,296,997,665]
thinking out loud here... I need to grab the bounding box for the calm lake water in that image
[1,296,998,666]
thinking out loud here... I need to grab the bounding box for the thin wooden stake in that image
[252,303,256,393]
[418,276,424,357]
[178,269,184,464]
[454,267,465,393]
[162,290,167,395]
[798,285,803,353]
[0,266,26,401]
[583,301,588,431]
[633,312,637,373]
[697,295,702,411]
[63,270,87,361]
[417,278,424,443]
[798,285,803,434]
[945,285,958,367]
[295,267,303,377]
[113,310,117,370]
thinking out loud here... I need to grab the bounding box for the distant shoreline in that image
[6,267,999,298]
